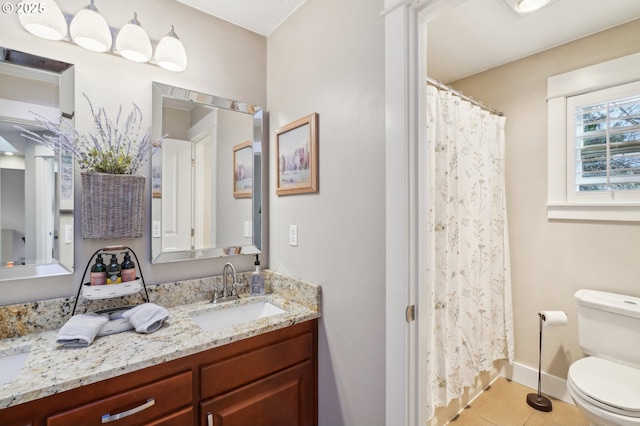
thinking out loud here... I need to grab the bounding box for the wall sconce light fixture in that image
[17,0,67,40]
[69,0,111,52]
[116,13,153,63]
[17,0,187,72]
[154,26,187,72]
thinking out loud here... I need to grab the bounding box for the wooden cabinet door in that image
[201,361,315,426]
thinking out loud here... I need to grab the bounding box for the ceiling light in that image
[17,0,67,40]
[515,0,552,13]
[69,0,112,53]
[116,13,152,63]
[154,26,187,72]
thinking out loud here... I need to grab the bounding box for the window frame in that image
[547,52,640,221]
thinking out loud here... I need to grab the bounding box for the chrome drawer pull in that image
[101,398,155,423]
[207,412,213,426]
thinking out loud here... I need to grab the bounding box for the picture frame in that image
[233,140,253,198]
[152,163,161,198]
[151,142,162,198]
[275,113,318,196]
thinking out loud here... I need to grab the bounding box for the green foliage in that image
[79,147,134,174]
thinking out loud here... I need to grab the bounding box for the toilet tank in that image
[575,289,640,369]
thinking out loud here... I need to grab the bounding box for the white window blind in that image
[574,93,640,192]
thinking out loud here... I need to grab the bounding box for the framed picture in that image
[233,140,253,198]
[151,142,162,198]
[152,163,162,198]
[59,152,74,210]
[275,113,318,196]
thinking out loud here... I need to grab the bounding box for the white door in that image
[192,130,216,249]
[161,138,192,252]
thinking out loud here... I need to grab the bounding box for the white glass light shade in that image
[516,0,551,13]
[18,0,67,41]
[69,1,112,52]
[154,26,187,72]
[116,13,152,63]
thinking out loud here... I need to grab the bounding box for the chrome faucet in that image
[212,262,239,303]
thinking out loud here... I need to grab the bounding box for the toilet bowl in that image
[569,290,640,426]
[567,356,640,426]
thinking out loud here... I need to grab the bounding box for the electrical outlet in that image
[152,221,161,238]
[289,225,298,246]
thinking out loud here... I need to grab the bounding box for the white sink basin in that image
[0,346,30,385]
[190,301,286,332]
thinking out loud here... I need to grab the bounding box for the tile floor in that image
[447,377,590,426]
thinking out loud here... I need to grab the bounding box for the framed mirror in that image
[151,82,263,264]
[0,48,75,281]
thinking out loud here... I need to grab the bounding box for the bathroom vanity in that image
[0,319,317,425]
[0,272,321,426]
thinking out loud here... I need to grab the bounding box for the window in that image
[570,82,640,195]
[547,52,640,221]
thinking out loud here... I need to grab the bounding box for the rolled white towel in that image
[56,313,109,348]
[122,303,169,334]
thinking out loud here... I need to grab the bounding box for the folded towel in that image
[56,313,109,348]
[122,303,169,334]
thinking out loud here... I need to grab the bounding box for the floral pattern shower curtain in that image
[424,85,514,419]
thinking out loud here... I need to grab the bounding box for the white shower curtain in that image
[424,85,514,419]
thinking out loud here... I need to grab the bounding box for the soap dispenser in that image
[250,255,265,295]
[90,254,107,286]
[120,251,136,282]
[106,253,121,285]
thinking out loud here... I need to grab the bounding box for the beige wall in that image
[267,0,386,424]
[449,19,640,379]
[0,0,266,303]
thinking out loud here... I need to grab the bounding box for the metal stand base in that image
[526,393,552,412]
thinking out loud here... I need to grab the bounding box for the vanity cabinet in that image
[200,328,315,425]
[0,320,317,426]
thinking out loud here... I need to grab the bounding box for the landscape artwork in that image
[233,140,253,198]
[276,113,318,195]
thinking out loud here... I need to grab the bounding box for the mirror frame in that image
[151,82,263,264]
[0,47,75,281]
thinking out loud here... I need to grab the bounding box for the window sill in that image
[547,203,640,222]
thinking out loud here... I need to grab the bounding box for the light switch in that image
[289,225,298,246]
[64,225,73,244]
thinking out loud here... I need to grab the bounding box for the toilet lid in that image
[569,357,640,415]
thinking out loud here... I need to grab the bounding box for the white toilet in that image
[567,289,640,426]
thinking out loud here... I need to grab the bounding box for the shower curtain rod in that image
[426,76,503,116]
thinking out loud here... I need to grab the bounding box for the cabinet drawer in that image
[201,332,312,399]
[47,371,192,426]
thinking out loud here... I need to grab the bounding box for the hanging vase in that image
[81,172,145,239]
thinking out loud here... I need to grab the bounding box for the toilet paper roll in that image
[540,310,568,326]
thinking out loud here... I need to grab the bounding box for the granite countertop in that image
[0,289,320,409]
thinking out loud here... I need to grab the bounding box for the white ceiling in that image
[178,0,640,83]
[427,0,640,82]
[176,0,307,36]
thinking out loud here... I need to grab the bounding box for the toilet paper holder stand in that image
[526,312,554,412]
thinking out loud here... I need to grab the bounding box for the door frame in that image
[383,1,468,424]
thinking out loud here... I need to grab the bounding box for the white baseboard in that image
[500,361,574,405]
